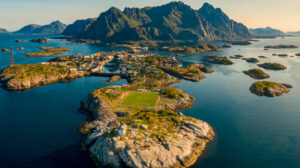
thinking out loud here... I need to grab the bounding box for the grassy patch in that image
[248,68,266,75]
[252,81,280,89]
[165,44,220,53]
[160,87,185,99]
[208,55,233,65]
[90,86,128,102]
[1,64,69,81]
[120,91,159,107]
[261,63,283,67]
[114,109,197,141]
[25,47,71,57]
[49,56,71,62]
[167,66,204,78]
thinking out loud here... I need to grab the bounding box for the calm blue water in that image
[0,34,122,70]
[1,34,300,168]
[0,34,126,168]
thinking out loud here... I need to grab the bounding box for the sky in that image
[1,0,300,32]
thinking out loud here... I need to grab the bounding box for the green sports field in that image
[119,91,159,107]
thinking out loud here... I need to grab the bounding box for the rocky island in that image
[230,55,244,59]
[250,81,293,97]
[163,65,206,82]
[264,45,298,49]
[207,55,233,65]
[243,57,260,63]
[25,47,72,57]
[243,68,270,79]
[0,64,87,90]
[228,41,251,45]
[277,54,288,57]
[30,38,49,43]
[0,49,9,52]
[159,44,222,53]
[198,66,215,73]
[258,56,267,58]
[79,83,214,168]
[15,40,27,43]
[258,62,287,70]
[107,75,122,83]
[0,52,115,90]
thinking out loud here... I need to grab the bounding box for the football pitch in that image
[119,91,159,107]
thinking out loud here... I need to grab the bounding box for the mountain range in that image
[249,27,300,37]
[249,27,285,37]
[14,21,67,35]
[0,28,8,33]
[63,1,251,42]
[286,31,300,36]
[63,18,96,36]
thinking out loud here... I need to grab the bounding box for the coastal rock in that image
[190,64,215,73]
[158,87,195,110]
[243,57,260,63]
[207,55,233,65]
[15,40,26,43]
[0,49,9,52]
[25,47,71,57]
[199,66,215,73]
[295,53,300,56]
[258,62,287,70]
[163,65,206,82]
[222,44,232,48]
[80,87,117,122]
[229,55,243,59]
[88,119,214,168]
[0,64,88,90]
[258,56,267,58]
[277,54,288,57]
[243,68,270,79]
[107,75,122,83]
[250,81,292,97]
[228,41,251,45]
[161,44,221,53]
[30,38,48,43]
[264,45,298,49]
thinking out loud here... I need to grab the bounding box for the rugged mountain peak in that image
[199,2,228,19]
[14,21,67,35]
[68,1,251,42]
[0,28,8,33]
[249,27,285,36]
[160,1,193,11]
[63,18,96,36]
[200,2,215,13]
[50,20,64,25]
[106,7,123,15]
